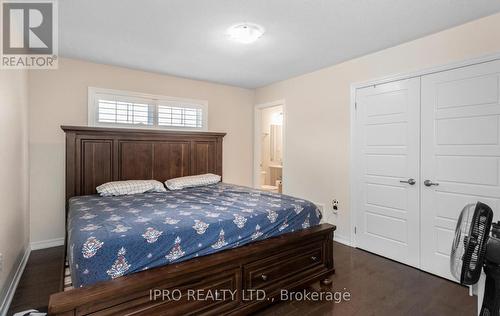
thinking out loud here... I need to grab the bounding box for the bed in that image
[49,126,335,315]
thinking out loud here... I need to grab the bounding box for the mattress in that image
[67,183,322,287]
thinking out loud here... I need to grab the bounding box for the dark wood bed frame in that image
[49,125,336,316]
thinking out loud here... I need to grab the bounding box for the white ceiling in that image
[59,0,500,88]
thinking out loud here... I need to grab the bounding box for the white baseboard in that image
[0,238,64,315]
[30,237,64,250]
[334,235,352,247]
[0,246,31,316]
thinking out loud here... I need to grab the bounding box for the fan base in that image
[480,263,500,316]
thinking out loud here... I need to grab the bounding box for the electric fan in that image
[451,202,500,316]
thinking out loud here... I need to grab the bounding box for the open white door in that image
[421,60,500,280]
[354,78,421,267]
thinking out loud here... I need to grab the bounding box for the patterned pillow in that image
[165,173,221,190]
[96,180,166,196]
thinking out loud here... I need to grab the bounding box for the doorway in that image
[254,100,285,193]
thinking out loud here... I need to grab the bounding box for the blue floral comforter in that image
[67,183,322,287]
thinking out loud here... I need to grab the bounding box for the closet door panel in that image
[421,59,500,280]
[354,78,421,267]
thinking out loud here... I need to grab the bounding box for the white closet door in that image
[355,78,421,267]
[421,60,500,280]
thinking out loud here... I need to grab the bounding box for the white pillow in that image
[165,173,221,190]
[96,180,166,196]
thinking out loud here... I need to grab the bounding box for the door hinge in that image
[354,226,357,234]
[354,102,357,110]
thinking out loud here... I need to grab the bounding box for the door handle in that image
[424,180,439,187]
[400,178,416,185]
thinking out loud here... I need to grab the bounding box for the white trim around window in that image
[88,87,208,131]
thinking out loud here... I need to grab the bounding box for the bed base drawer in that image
[84,268,240,316]
[243,239,327,294]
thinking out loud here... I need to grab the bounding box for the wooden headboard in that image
[62,126,225,201]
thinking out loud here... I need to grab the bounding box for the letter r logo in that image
[2,1,53,54]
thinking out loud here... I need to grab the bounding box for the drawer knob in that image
[311,256,318,261]
[261,274,268,281]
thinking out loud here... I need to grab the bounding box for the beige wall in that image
[255,12,500,242]
[28,58,255,243]
[25,12,500,244]
[0,70,29,307]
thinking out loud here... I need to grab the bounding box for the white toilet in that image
[260,170,279,192]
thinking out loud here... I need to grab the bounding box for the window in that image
[88,87,208,131]
[158,102,203,128]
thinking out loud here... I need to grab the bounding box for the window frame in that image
[88,87,208,131]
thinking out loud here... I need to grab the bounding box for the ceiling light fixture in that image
[226,23,265,44]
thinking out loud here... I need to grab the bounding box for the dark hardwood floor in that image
[7,246,64,315]
[7,242,475,316]
[257,242,476,316]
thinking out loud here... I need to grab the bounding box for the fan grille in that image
[450,202,493,285]
[450,204,474,281]
[469,215,487,271]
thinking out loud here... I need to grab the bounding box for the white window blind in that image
[97,96,154,126]
[89,88,208,131]
[158,103,203,128]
